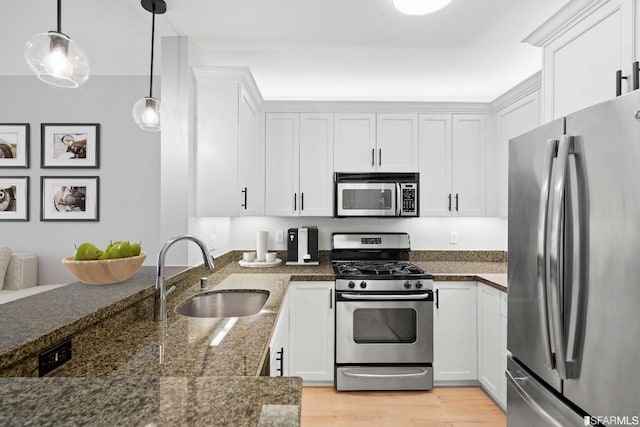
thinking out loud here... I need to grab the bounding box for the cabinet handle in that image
[276,347,284,376]
[634,62,639,91]
[435,289,439,309]
[301,192,304,211]
[329,289,333,309]
[293,193,297,211]
[455,193,459,212]
[616,69,628,97]
[379,148,382,167]
[371,148,375,167]
[448,194,452,211]
[241,187,247,209]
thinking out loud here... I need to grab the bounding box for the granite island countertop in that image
[0,264,304,426]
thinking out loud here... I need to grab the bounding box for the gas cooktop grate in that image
[333,261,425,276]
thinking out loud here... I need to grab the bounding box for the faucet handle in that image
[200,277,208,290]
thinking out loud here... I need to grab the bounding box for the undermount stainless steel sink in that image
[175,289,270,318]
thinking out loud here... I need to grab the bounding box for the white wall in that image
[0,76,162,284]
[188,216,506,262]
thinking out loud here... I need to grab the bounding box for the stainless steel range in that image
[331,232,434,391]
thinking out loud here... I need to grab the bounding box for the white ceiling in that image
[1,0,568,101]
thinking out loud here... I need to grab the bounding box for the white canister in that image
[256,231,268,262]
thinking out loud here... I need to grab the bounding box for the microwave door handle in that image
[396,183,402,216]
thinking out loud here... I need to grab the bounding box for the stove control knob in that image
[404,281,412,289]
[348,281,356,289]
[360,281,367,289]
[415,281,423,289]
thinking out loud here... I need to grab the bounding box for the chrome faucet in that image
[154,234,215,321]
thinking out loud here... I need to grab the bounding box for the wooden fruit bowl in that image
[62,253,147,285]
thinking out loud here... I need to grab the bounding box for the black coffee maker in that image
[286,226,319,265]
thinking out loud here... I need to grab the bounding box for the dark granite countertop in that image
[0,376,302,427]
[0,250,507,426]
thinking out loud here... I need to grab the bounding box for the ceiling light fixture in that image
[24,0,90,88]
[132,0,167,132]
[392,0,453,15]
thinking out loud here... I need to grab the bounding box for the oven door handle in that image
[342,368,429,378]
[340,293,431,300]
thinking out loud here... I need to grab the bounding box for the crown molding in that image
[523,0,610,46]
[491,71,541,112]
[261,100,490,114]
[191,66,264,105]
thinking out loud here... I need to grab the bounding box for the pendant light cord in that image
[57,0,62,33]
[149,5,156,98]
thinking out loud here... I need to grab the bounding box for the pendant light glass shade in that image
[132,96,166,131]
[392,0,453,15]
[24,0,90,88]
[133,0,167,131]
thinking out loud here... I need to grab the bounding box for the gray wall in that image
[0,76,162,285]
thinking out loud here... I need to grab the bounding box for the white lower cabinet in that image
[434,280,508,410]
[433,281,478,383]
[269,290,290,377]
[499,292,508,409]
[269,281,335,384]
[477,283,501,401]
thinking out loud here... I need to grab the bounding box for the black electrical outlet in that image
[38,339,72,376]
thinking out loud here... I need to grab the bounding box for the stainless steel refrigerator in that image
[508,90,640,426]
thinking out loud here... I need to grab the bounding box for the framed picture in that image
[41,123,99,168]
[40,176,99,222]
[0,176,29,221]
[0,124,30,168]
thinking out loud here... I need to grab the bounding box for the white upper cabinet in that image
[265,113,299,216]
[493,87,541,217]
[265,112,334,216]
[452,114,486,217]
[193,68,263,217]
[238,87,261,216]
[525,0,635,122]
[334,113,418,172]
[418,114,452,217]
[334,113,376,172]
[376,114,419,172]
[419,113,486,216]
[299,113,334,216]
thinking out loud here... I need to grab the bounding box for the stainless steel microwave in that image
[334,173,419,217]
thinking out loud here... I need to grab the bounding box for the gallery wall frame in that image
[41,123,100,168]
[40,176,99,222]
[0,124,30,168]
[0,176,29,221]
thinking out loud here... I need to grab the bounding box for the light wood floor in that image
[301,387,506,427]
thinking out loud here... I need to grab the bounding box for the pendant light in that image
[132,0,167,132]
[24,0,89,88]
[392,0,453,15]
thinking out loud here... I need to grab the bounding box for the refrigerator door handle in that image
[506,369,566,427]
[537,138,558,371]
[548,134,574,380]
